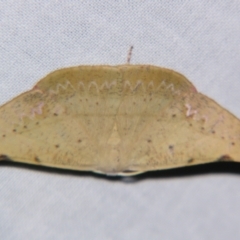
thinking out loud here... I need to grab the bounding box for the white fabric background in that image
[0,1,240,239]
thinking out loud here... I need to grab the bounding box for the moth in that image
[0,65,239,175]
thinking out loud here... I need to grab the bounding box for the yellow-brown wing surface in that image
[0,65,239,175]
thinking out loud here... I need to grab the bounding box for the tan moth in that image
[0,65,239,176]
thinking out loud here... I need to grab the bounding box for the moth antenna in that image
[127,45,134,64]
